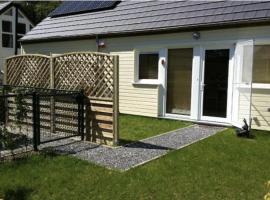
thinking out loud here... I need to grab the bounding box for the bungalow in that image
[0,1,34,83]
[20,1,270,131]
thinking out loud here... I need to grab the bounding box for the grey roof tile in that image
[22,0,270,42]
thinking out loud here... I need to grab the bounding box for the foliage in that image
[0,88,31,159]
[18,1,61,24]
[0,129,270,199]
[14,89,29,128]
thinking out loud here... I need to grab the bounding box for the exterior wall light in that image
[192,31,200,40]
[97,39,106,48]
[161,59,166,65]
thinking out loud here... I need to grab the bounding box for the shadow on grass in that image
[120,139,173,150]
[4,186,33,200]
[40,147,60,158]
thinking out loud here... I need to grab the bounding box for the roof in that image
[21,1,270,43]
[0,1,11,11]
[49,1,119,18]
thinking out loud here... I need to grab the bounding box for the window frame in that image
[2,20,12,33]
[134,50,161,85]
[252,44,270,84]
[2,33,13,48]
[252,40,270,88]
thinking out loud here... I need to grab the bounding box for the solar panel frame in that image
[49,1,120,18]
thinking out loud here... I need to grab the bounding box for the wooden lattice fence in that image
[4,52,119,145]
[5,55,50,88]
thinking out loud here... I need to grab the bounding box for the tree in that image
[17,1,61,24]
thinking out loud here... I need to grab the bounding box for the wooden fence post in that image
[113,55,119,145]
[3,60,8,126]
[50,54,56,133]
[3,59,7,85]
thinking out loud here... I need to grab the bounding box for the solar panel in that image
[49,1,120,18]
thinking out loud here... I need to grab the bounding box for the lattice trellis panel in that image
[5,55,50,88]
[53,53,114,99]
[4,52,119,145]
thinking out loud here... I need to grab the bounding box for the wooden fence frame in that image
[4,52,119,145]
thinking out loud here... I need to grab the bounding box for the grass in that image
[0,129,270,200]
[119,114,191,144]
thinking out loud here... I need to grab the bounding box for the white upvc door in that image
[200,46,234,123]
[231,40,254,128]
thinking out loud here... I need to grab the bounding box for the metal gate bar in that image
[0,85,85,151]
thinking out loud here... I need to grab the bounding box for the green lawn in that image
[119,114,191,144]
[0,129,270,200]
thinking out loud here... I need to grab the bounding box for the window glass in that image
[139,53,159,79]
[2,21,12,33]
[253,45,270,83]
[2,34,13,48]
[4,9,12,16]
[166,48,193,115]
[17,23,26,34]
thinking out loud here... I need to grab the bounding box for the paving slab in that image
[40,125,225,171]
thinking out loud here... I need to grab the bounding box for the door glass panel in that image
[203,49,229,118]
[166,48,193,115]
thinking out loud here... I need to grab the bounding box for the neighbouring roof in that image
[0,1,12,13]
[21,1,270,43]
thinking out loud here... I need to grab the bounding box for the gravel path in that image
[40,124,225,171]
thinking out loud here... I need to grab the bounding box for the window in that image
[2,34,13,48]
[253,45,270,84]
[2,21,12,33]
[3,9,12,16]
[138,53,159,79]
[2,21,13,48]
[29,24,33,30]
[17,23,26,34]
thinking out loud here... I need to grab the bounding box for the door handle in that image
[200,83,206,91]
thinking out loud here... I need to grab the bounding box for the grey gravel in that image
[40,124,225,171]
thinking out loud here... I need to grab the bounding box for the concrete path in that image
[41,125,225,171]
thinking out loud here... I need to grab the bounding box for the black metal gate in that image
[0,85,85,151]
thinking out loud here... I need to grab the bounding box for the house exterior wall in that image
[22,25,270,131]
[0,6,33,79]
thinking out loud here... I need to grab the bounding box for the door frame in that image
[199,45,235,123]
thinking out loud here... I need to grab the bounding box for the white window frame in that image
[133,50,164,85]
[251,41,270,87]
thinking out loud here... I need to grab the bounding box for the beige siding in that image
[111,51,159,117]
[251,90,270,131]
[239,89,270,131]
